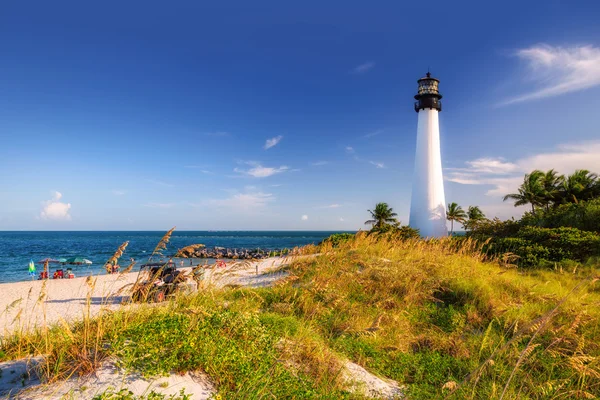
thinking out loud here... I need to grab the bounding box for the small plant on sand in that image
[92,388,191,400]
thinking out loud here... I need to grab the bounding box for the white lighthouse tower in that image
[409,72,448,238]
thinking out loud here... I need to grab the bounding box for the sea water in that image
[0,231,346,283]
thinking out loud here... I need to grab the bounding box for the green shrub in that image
[320,233,355,247]
[368,224,420,239]
[521,198,600,233]
[467,218,521,239]
[517,226,600,261]
[483,227,600,267]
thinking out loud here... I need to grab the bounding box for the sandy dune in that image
[0,255,403,399]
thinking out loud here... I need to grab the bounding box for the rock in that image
[175,244,206,258]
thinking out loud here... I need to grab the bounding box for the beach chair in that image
[53,269,64,279]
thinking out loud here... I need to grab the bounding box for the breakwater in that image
[174,244,292,259]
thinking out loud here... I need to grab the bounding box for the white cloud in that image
[144,203,175,208]
[351,61,375,74]
[447,157,519,177]
[234,161,289,178]
[465,158,519,174]
[502,44,600,104]
[345,146,355,154]
[323,204,341,209]
[264,135,283,150]
[339,217,345,222]
[201,190,275,211]
[364,130,383,139]
[112,190,125,196]
[369,161,386,169]
[40,191,71,220]
[311,161,329,166]
[301,215,308,221]
[518,142,600,173]
[184,166,213,174]
[446,141,600,197]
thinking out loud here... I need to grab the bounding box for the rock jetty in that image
[174,244,290,260]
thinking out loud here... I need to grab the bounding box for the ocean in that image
[0,231,346,283]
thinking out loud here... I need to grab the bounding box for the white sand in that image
[0,358,215,400]
[0,256,290,337]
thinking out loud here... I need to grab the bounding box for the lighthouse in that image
[409,72,448,238]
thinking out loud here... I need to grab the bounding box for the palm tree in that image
[539,169,564,210]
[463,205,486,230]
[503,171,545,214]
[559,170,598,203]
[365,203,399,230]
[446,202,467,235]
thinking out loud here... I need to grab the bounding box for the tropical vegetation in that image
[446,202,467,234]
[503,169,600,213]
[469,168,600,268]
[364,202,399,230]
[363,202,420,238]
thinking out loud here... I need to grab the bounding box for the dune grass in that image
[1,232,600,399]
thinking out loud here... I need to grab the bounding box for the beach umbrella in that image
[28,259,36,279]
[64,257,93,265]
[37,258,60,264]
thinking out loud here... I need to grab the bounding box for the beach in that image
[0,257,290,337]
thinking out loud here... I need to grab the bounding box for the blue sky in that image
[1,0,600,230]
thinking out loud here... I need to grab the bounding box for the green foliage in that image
[367,223,420,240]
[503,170,546,214]
[113,309,346,399]
[463,206,487,231]
[481,226,600,267]
[521,198,600,233]
[446,202,467,234]
[468,217,521,239]
[364,202,399,230]
[503,168,600,213]
[321,233,355,247]
[363,202,418,238]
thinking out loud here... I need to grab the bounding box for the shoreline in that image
[0,256,291,337]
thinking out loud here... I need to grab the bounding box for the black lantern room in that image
[414,72,442,113]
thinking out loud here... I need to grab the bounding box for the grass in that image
[1,232,600,399]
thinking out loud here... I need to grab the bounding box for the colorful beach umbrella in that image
[28,259,36,279]
[64,257,92,265]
